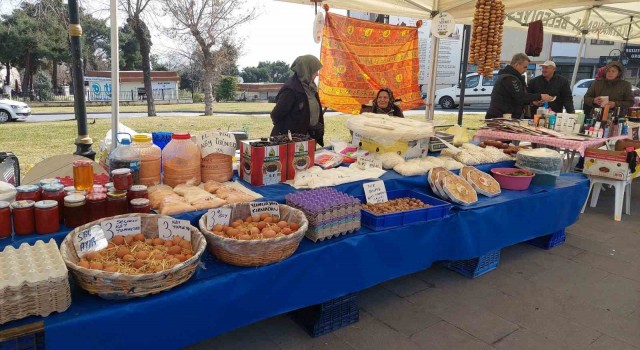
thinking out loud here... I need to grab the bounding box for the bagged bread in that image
[378,152,405,169]
[158,196,197,215]
[149,188,180,209]
[424,156,445,167]
[440,157,465,170]
[394,160,427,176]
[203,180,222,193]
[191,197,227,210]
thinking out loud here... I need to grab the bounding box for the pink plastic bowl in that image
[490,168,535,190]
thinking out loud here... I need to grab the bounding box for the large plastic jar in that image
[162,133,201,187]
[132,134,162,186]
[108,136,141,185]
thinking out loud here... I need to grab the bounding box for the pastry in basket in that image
[442,175,478,206]
[461,166,501,197]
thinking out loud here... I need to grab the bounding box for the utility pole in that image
[67,0,95,159]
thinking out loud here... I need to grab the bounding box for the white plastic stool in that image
[581,175,632,221]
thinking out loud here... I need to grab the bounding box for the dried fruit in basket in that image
[362,197,431,215]
[469,0,505,78]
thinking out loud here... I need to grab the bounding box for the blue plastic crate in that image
[527,230,566,250]
[0,331,44,350]
[356,190,452,231]
[446,250,500,278]
[291,293,359,337]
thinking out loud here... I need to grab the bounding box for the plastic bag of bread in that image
[440,157,465,170]
[203,180,222,193]
[482,146,513,163]
[215,186,256,203]
[378,152,405,170]
[453,150,481,165]
[394,160,427,176]
[148,186,180,209]
[174,184,216,204]
[158,196,197,215]
[191,197,227,210]
[417,158,437,172]
[424,156,445,167]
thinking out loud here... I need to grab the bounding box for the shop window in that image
[590,39,614,45]
[552,35,580,43]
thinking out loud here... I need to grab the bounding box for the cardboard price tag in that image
[100,217,141,240]
[206,207,232,230]
[74,225,108,258]
[158,218,192,242]
[363,180,388,204]
[249,201,280,218]
[197,131,237,157]
[357,156,382,170]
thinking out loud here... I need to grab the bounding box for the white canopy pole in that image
[425,0,440,121]
[110,0,120,149]
[570,9,591,88]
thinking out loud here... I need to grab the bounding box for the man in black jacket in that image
[486,53,554,119]
[527,60,575,113]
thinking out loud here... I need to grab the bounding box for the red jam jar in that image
[111,168,133,191]
[106,191,128,217]
[91,185,107,194]
[42,183,66,223]
[35,200,60,234]
[15,185,42,202]
[0,201,11,239]
[11,200,35,235]
[127,185,148,202]
[130,198,151,214]
[86,193,107,222]
[64,194,86,228]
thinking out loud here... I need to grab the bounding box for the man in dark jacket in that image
[528,61,575,113]
[486,53,554,119]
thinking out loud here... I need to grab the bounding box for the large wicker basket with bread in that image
[60,213,206,300]
[199,203,308,266]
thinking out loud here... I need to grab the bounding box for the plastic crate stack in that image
[286,188,361,242]
[446,250,501,279]
[0,240,71,325]
[291,293,359,337]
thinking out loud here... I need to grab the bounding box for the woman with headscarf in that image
[584,61,634,115]
[360,88,405,118]
[270,55,325,146]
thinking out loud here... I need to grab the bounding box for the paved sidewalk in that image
[189,182,640,350]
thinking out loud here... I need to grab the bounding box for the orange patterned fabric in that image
[319,13,424,114]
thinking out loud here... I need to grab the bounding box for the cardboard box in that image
[614,139,640,151]
[428,132,455,152]
[353,133,429,160]
[240,140,288,186]
[584,148,630,180]
[286,139,316,180]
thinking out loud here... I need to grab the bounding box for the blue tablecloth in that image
[0,166,590,350]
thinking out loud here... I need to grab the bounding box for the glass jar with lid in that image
[127,185,148,202]
[106,191,128,217]
[35,200,60,234]
[11,200,36,235]
[73,159,94,191]
[64,194,87,228]
[42,183,66,223]
[130,198,151,214]
[86,193,107,222]
[15,185,42,202]
[0,201,11,238]
[111,168,133,191]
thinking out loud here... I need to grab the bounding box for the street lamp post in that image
[67,0,95,160]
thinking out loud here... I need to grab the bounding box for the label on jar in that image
[100,217,141,240]
[158,218,191,242]
[75,225,109,258]
[357,156,382,170]
[206,207,232,230]
[249,201,280,218]
[364,180,388,204]
[197,131,237,157]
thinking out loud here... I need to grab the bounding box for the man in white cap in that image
[528,60,575,113]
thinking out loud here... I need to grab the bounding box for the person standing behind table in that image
[486,53,554,119]
[270,55,325,146]
[528,60,575,113]
[360,87,405,118]
[584,60,634,115]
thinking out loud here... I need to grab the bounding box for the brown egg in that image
[264,216,273,223]
[164,240,174,247]
[184,253,193,260]
[227,228,239,237]
[256,222,267,230]
[281,228,292,235]
[124,235,134,245]
[78,260,90,268]
[145,238,153,245]
[175,254,187,262]
[250,227,260,235]
[277,221,288,228]
[104,266,118,273]
[259,213,270,220]
[151,253,165,260]
[85,252,100,261]
[116,247,130,258]
[172,236,183,244]
[167,258,180,266]
[262,231,276,239]
[153,265,164,273]
[112,235,125,245]
[244,216,253,223]
[123,254,136,262]
[290,223,300,231]
[231,220,243,228]
[107,242,116,249]
[133,233,145,242]
[152,238,164,246]
[167,246,181,255]
[252,215,261,222]
[135,251,149,260]
[89,261,103,270]
[132,260,145,269]
[213,230,225,237]
[131,240,144,248]
[213,224,224,232]
[238,234,251,240]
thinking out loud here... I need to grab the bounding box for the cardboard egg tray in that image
[0,240,71,325]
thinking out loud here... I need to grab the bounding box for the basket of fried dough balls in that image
[199,203,308,266]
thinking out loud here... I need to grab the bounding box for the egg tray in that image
[306,221,361,242]
[0,282,71,325]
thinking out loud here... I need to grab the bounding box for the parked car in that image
[0,99,31,123]
[434,71,499,109]
[572,78,640,111]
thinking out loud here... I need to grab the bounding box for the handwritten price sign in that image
[363,180,388,204]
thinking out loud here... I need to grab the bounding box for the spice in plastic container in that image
[15,185,42,202]
[112,168,133,191]
[106,191,128,217]
[35,200,60,234]
[132,134,162,186]
[11,200,35,235]
[0,201,11,238]
[73,159,94,191]
[64,194,86,228]
[86,193,107,222]
[130,198,151,214]
[162,133,202,187]
[42,183,66,223]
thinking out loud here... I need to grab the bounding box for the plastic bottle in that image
[162,133,201,187]
[108,133,141,184]
[132,134,162,186]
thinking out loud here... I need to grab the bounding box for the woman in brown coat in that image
[584,61,634,114]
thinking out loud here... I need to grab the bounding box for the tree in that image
[162,0,257,115]
[80,12,110,72]
[215,76,236,102]
[241,61,290,83]
[119,24,142,70]
[150,54,169,71]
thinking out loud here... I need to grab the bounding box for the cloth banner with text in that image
[319,13,424,114]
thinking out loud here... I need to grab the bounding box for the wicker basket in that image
[60,213,206,300]
[199,203,308,266]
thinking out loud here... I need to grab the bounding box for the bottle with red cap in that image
[162,132,201,187]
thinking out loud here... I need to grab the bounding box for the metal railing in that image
[1,88,178,103]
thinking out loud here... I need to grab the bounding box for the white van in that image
[434,71,499,109]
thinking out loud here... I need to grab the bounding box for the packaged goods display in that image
[0,201,12,238]
[63,194,87,228]
[72,160,94,191]
[132,134,162,186]
[460,166,501,197]
[240,139,288,186]
[428,168,479,206]
[163,133,202,187]
[42,183,65,222]
[286,188,361,242]
[108,135,141,185]
[362,198,430,214]
[15,185,41,202]
[111,168,133,191]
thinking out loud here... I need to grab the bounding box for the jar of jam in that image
[39,178,61,188]
[127,185,148,202]
[64,186,77,195]
[11,200,35,235]
[91,184,107,194]
[42,183,66,223]
[112,169,133,191]
[106,191,128,217]
[130,198,151,214]
[104,182,115,192]
[35,200,60,234]
[86,193,107,222]
[0,201,11,239]
[64,194,87,228]
[15,185,42,202]
[73,160,94,191]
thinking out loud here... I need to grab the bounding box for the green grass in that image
[1,112,485,176]
[30,102,276,114]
